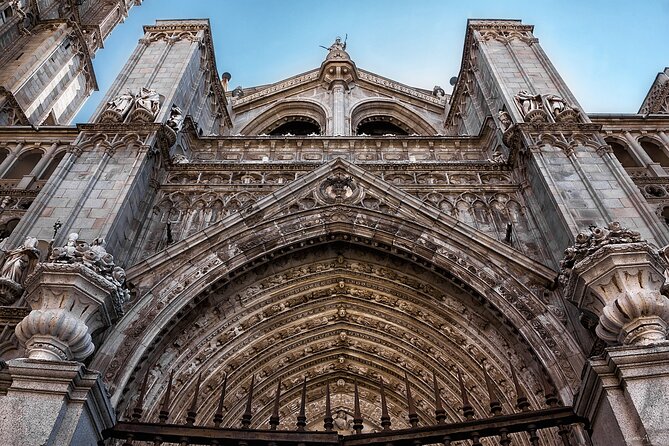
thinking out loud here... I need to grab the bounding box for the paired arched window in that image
[640,137,669,166]
[5,150,42,179]
[606,138,639,168]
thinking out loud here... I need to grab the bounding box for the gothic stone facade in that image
[0,14,667,446]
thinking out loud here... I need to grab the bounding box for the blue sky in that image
[76,0,669,121]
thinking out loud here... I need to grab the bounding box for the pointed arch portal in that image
[95,159,585,444]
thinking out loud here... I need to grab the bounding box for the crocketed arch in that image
[350,99,437,136]
[241,100,328,135]
[91,160,582,442]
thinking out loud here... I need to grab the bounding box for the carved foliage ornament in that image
[14,233,131,361]
[560,222,669,346]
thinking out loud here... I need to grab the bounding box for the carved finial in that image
[296,377,307,431]
[213,373,227,428]
[158,371,173,424]
[241,375,255,429]
[269,378,281,430]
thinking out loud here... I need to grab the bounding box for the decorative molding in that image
[560,222,669,345]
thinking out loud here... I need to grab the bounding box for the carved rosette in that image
[15,262,123,361]
[560,222,669,345]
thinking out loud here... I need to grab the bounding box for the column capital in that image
[560,222,669,346]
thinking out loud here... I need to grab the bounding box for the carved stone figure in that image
[107,91,134,115]
[0,236,40,305]
[333,410,352,433]
[514,90,542,115]
[171,153,190,164]
[543,93,566,115]
[432,85,446,98]
[328,37,346,52]
[497,110,513,131]
[167,104,184,131]
[134,87,161,118]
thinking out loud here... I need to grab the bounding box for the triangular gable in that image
[127,158,554,283]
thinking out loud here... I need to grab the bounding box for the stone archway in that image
[91,159,583,439]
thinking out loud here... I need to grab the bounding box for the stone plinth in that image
[0,358,115,446]
[15,263,122,361]
[575,343,669,446]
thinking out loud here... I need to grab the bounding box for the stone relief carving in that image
[560,222,669,345]
[514,90,580,123]
[102,90,134,122]
[497,110,513,132]
[50,233,130,313]
[101,87,162,123]
[0,236,40,305]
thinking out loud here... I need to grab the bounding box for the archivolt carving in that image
[95,160,578,441]
[117,249,560,443]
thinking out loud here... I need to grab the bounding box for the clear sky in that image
[75,0,669,122]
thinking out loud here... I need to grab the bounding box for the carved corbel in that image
[14,235,130,361]
[560,222,669,346]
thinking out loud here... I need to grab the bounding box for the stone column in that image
[0,359,115,446]
[561,222,669,446]
[0,234,129,444]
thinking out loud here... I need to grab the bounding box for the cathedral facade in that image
[0,4,667,446]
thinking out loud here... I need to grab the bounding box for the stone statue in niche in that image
[333,410,352,434]
[544,93,566,115]
[108,91,134,115]
[515,90,542,115]
[0,236,41,305]
[543,93,580,122]
[135,87,160,118]
[101,90,134,122]
[515,90,548,122]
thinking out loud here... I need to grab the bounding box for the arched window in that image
[640,137,669,166]
[267,117,321,135]
[607,139,638,168]
[5,150,42,179]
[356,117,409,136]
[0,148,8,166]
[40,151,66,180]
[662,206,669,227]
[0,218,19,240]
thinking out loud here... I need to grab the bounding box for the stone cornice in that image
[231,69,445,111]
